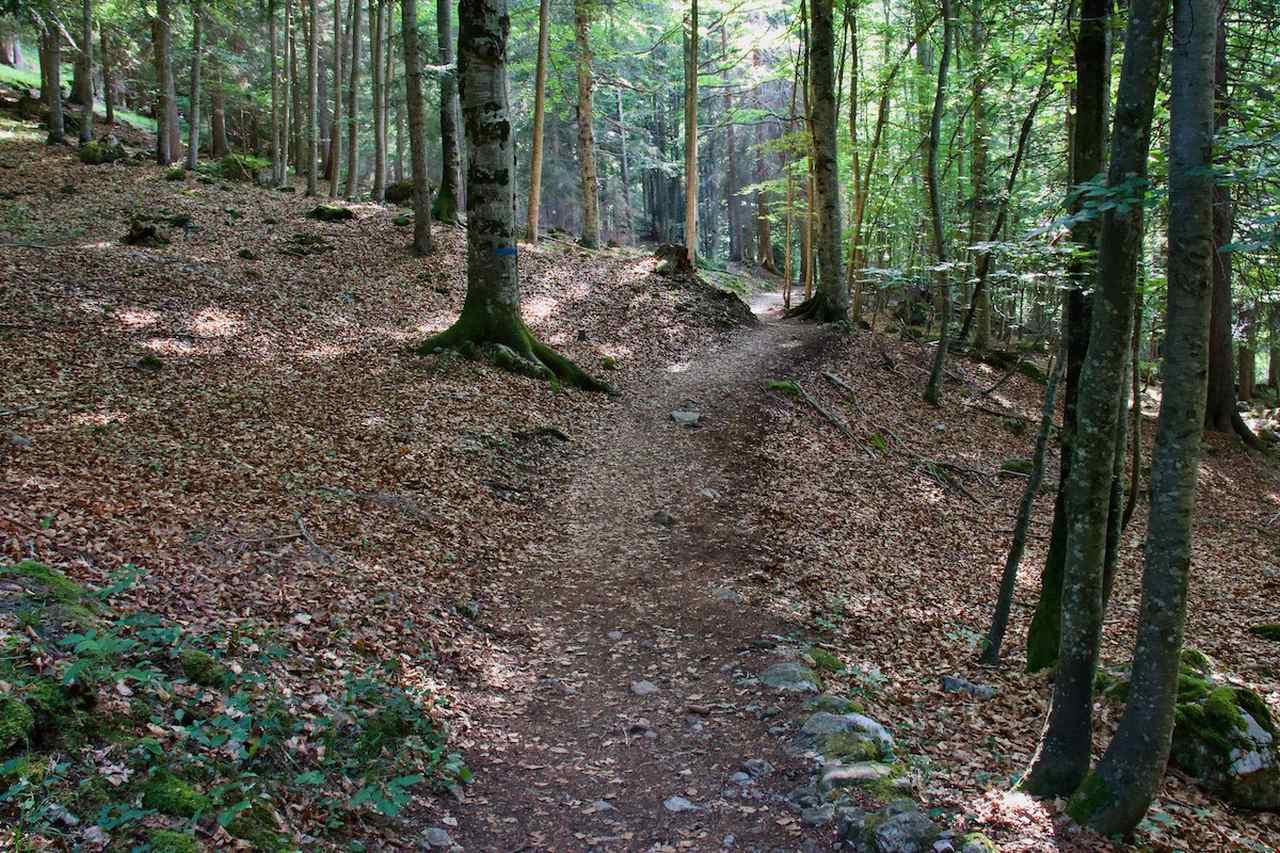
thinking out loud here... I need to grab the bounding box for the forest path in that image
[442,290,841,851]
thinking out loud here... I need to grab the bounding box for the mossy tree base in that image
[417,308,613,394]
[784,291,849,325]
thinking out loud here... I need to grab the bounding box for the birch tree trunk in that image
[417,0,607,394]
[525,0,550,241]
[922,0,954,404]
[370,0,386,201]
[436,0,464,223]
[307,0,320,194]
[575,0,601,248]
[1021,0,1167,799]
[328,0,343,196]
[1069,0,1216,833]
[345,0,362,197]
[187,1,203,168]
[401,0,434,254]
[79,0,93,144]
[682,0,697,262]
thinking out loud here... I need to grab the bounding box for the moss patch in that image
[147,829,202,853]
[959,832,998,853]
[141,770,212,817]
[306,204,355,222]
[1233,687,1277,737]
[819,731,884,762]
[179,649,231,688]
[1248,623,1280,642]
[0,697,35,752]
[226,801,290,851]
[1066,769,1114,825]
[807,647,843,673]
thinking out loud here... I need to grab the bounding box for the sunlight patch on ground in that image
[189,308,242,338]
[71,411,129,428]
[666,361,692,373]
[116,308,160,329]
[302,344,347,361]
[961,789,1058,846]
[142,337,195,355]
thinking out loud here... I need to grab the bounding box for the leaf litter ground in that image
[1,124,1277,851]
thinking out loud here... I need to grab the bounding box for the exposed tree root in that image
[416,315,614,394]
[783,292,848,325]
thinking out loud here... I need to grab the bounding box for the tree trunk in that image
[270,0,281,181]
[525,0,550,240]
[1069,0,1216,834]
[41,29,64,144]
[922,0,953,403]
[1025,0,1109,675]
[1269,305,1280,389]
[370,0,386,201]
[0,31,20,67]
[78,0,94,144]
[152,2,170,161]
[328,0,343,196]
[345,0,362,197]
[722,25,740,263]
[283,0,294,178]
[290,17,303,170]
[617,88,633,241]
[100,28,114,125]
[187,1,203,167]
[211,89,229,158]
[575,0,601,248]
[401,0,434,255]
[1021,0,1166,799]
[969,0,991,349]
[788,0,846,323]
[418,0,606,394]
[436,0,464,223]
[307,0,319,194]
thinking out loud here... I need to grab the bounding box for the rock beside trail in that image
[840,799,942,853]
[419,827,454,849]
[670,409,702,427]
[630,680,659,696]
[663,795,702,813]
[799,711,896,759]
[819,761,898,793]
[759,662,820,693]
[940,675,996,700]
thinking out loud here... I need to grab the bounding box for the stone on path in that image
[630,680,659,696]
[663,795,703,813]
[819,761,897,792]
[940,675,996,700]
[420,827,454,849]
[759,661,820,692]
[670,409,702,427]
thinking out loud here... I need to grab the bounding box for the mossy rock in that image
[141,770,212,817]
[1248,624,1280,642]
[393,212,414,227]
[807,646,843,673]
[1171,685,1279,810]
[959,832,998,853]
[999,458,1034,476]
[306,204,355,222]
[165,166,187,181]
[78,139,126,165]
[226,801,291,851]
[220,154,268,182]
[179,649,231,688]
[0,561,99,636]
[818,730,886,762]
[432,187,459,223]
[0,696,35,752]
[148,829,203,853]
[385,178,415,205]
[600,355,619,371]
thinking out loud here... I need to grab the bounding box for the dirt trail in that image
[446,293,841,851]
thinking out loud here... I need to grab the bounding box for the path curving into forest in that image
[442,290,843,851]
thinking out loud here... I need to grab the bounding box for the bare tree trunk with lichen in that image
[787,0,846,323]
[1067,0,1215,833]
[576,0,600,248]
[401,0,434,255]
[435,0,464,223]
[1020,0,1166,799]
[525,0,550,240]
[416,0,609,395]
[922,0,953,402]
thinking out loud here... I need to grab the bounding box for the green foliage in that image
[165,166,187,181]
[807,646,843,673]
[1247,623,1280,642]
[768,378,802,395]
[218,154,269,182]
[147,829,202,853]
[0,561,467,848]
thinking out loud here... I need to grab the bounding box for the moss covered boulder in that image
[1099,647,1279,810]
[1248,624,1280,642]
[0,696,35,752]
[226,801,291,851]
[384,178,415,205]
[220,154,268,182]
[78,138,127,165]
[306,204,356,223]
[141,770,212,817]
[179,649,231,688]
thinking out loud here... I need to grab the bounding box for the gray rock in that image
[700,487,722,499]
[801,804,835,827]
[729,772,752,785]
[671,409,702,427]
[591,799,616,813]
[631,680,660,696]
[809,693,854,713]
[653,510,676,527]
[820,761,897,792]
[663,795,703,813]
[714,587,743,603]
[7,433,32,448]
[743,758,774,778]
[865,805,941,853]
[940,675,996,700]
[800,711,896,759]
[1171,689,1279,810]
[607,630,624,641]
[421,827,454,849]
[759,662,819,693]
[722,835,736,847]
[786,784,822,809]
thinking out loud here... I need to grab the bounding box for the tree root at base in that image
[415,320,614,394]
[783,292,849,325]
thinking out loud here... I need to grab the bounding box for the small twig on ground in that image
[0,405,38,417]
[964,402,1044,426]
[792,382,855,440]
[294,514,335,563]
[821,372,865,417]
[969,362,1022,400]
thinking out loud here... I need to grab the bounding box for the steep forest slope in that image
[2,122,1278,851]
